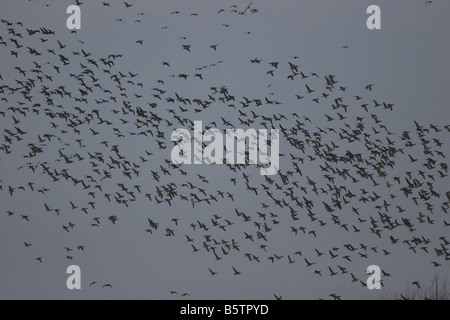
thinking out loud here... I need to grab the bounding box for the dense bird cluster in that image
[0,1,448,299]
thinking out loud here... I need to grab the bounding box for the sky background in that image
[0,0,449,300]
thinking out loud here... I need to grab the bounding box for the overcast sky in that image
[0,0,449,300]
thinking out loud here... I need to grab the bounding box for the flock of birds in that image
[1,1,448,300]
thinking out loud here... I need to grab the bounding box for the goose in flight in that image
[287,255,295,264]
[57,40,66,49]
[44,203,53,212]
[305,84,315,94]
[304,258,315,267]
[329,294,342,300]
[109,216,118,224]
[208,268,217,276]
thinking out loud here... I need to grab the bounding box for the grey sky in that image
[0,0,449,300]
